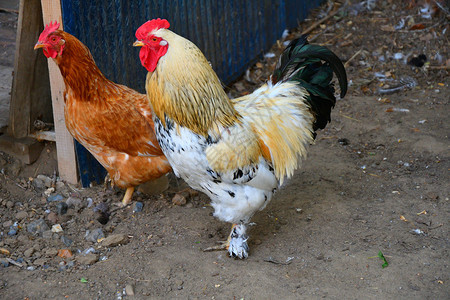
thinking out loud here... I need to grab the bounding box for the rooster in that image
[34,21,172,206]
[133,19,347,258]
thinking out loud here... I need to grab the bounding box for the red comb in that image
[136,18,170,40]
[39,21,60,41]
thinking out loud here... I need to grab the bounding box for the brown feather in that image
[53,31,171,188]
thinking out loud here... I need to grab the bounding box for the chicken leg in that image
[121,187,135,206]
[203,223,249,259]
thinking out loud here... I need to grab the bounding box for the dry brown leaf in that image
[57,249,73,258]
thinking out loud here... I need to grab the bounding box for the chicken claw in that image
[121,186,135,206]
[203,224,249,259]
[228,223,249,259]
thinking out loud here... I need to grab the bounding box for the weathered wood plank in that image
[40,0,78,184]
[9,0,52,139]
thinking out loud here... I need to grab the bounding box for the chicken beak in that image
[34,41,45,50]
[133,40,144,47]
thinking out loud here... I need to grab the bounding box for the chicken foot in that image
[203,223,249,259]
[121,186,135,206]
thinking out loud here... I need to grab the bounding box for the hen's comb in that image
[38,21,60,41]
[136,18,170,40]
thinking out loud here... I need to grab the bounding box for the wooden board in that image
[9,0,52,139]
[40,0,78,184]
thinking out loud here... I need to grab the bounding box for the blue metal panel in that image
[59,0,322,187]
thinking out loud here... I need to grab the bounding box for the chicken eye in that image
[51,37,57,42]
[152,37,158,42]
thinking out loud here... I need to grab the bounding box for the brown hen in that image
[35,21,171,205]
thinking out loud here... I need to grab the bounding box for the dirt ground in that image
[0,1,449,299]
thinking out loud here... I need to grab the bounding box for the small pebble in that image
[6,201,14,209]
[76,253,98,265]
[172,193,187,206]
[66,196,81,208]
[33,258,47,266]
[27,219,50,235]
[338,138,350,145]
[47,194,64,202]
[24,247,35,257]
[51,224,63,233]
[42,230,53,239]
[0,259,9,268]
[56,202,68,215]
[15,211,28,220]
[101,234,129,247]
[125,284,135,296]
[36,175,52,188]
[7,228,17,236]
[32,178,45,189]
[133,202,144,213]
[85,228,105,243]
[61,236,73,247]
[47,212,58,224]
[45,248,58,257]
[2,220,12,228]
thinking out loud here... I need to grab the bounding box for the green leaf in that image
[378,251,388,268]
[80,278,88,283]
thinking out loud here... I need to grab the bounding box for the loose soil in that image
[0,1,448,299]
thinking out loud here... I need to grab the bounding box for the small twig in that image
[340,113,362,122]
[126,275,152,282]
[264,256,294,265]
[429,223,443,230]
[109,202,132,214]
[0,7,19,14]
[321,33,344,46]
[428,65,450,70]
[396,20,445,33]
[15,183,27,190]
[6,258,23,267]
[302,8,341,35]
[344,49,363,68]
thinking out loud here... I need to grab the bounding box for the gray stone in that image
[47,194,64,202]
[45,248,58,257]
[6,201,14,209]
[56,202,68,215]
[36,175,52,188]
[61,236,73,247]
[172,193,187,206]
[15,210,28,220]
[85,228,105,243]
[133,202,144,213]
[32,178,45,189]
[33,258,47,266]
[65,196,82,208]
[76,253,98,265]
[101,234,128,247]
[55,181,65,190]
[42,230,53,239]
[27,219,50,235]
[46,212,58,224]
[2,220,12,228]
[8,161,21,177]
[24,248,35,257]
[125,284,135,296]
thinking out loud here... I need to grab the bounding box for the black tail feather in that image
[272,35,348,131]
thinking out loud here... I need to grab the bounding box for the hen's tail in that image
[271,35,347,131]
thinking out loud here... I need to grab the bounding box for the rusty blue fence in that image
[59,0,325,186]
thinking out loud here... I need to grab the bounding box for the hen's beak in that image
[34,41,45,50]
[133,40,144,47]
